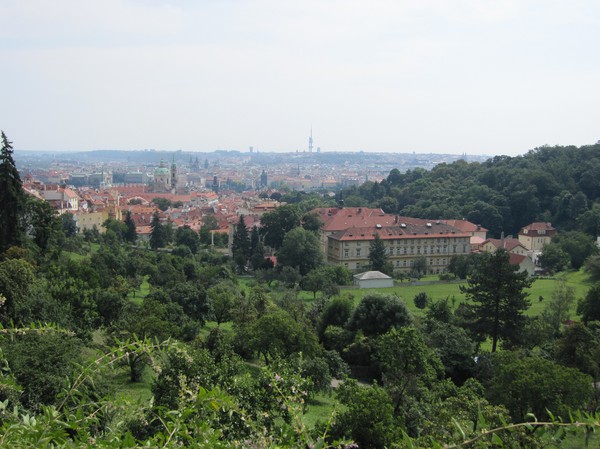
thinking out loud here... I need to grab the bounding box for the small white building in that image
[353,271,394,289]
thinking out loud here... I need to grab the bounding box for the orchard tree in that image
[277,227,323,275]
[0,258,36,325]
[2,331,83,409]
[246,310,319,364]
[347,293,413,337]
[376,327,443,413]
[460,249,532,352]
[207,280,239,325]
[577,282,600,324]
[585,254,600,281]
[317,295,354,338]
[0,132,24,253]
[554,322,600,380]
[333,380,399,449]
[22,197,62,252]
[540,276,576,336]
[486,352,593,421]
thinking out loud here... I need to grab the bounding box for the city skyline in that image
[2,1,599,155]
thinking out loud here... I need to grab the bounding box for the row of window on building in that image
[343,245,467,258]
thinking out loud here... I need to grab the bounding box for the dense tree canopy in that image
[339,143,600,237]
[2,142,600,448]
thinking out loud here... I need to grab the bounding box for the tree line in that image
[339,144,600,238]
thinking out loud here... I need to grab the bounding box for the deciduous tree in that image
[577,282,600,324]
[376,327,443,413]
[347,293,412,337]
[260,204,301,249]
[540,276,576,336]
[277,227,323,275]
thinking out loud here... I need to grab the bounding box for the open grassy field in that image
[315,270,595,319]
[127,275,150,304]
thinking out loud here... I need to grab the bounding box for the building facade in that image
[518,222,556,251]
[326,220,471,274]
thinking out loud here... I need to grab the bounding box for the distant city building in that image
[124,171,148,184]
[153,159,175,192]
[170,159,177,192]
[88,172,112,188]
[69,174,89,187]
[260,170,268,188]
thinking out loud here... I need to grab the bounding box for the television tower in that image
[308,127,313,153]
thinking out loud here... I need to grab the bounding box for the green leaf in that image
[491,432,503,445]
[452,418,466,441]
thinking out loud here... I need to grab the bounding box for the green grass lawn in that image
[302,392,343,429]
[128,275,150,304]
[112,367,154,404]
[302,269,593,319]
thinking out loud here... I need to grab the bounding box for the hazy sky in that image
[1,1,599,155]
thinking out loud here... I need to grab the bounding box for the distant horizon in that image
[14,146,494,157]
[11,138,600,158]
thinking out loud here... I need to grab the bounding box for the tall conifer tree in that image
[150,211,167,249]
[460,249,532,352]
[0,132,24,252]
[124,211,137,243]
[232,215,250,270]
[369,233,387,272]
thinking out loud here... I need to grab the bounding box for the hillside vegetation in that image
[2,133,600,448]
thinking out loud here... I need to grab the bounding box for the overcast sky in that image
[1,1,599,155]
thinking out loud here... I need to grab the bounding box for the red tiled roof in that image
[329,222,470,242]
[509,253,527,265]
[443,219,488,233]
[314,207,392,231]
[522,222,555,231]
[484,238,526,251]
